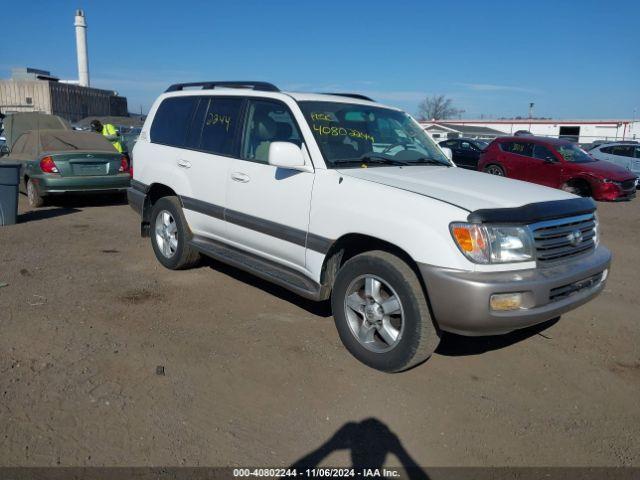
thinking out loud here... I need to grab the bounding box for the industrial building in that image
[0,67,128,123]
[0,10,128,123]
[422,119,640,143]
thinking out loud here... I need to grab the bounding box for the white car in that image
[589,142,640,180]
[129,81,611,372]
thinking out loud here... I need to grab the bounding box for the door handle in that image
[177,159,191,168]
[230,172,250,183]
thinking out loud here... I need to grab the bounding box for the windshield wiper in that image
[408,157,451,167]
[333,154,409,166]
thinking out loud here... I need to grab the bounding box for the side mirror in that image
[0,145,9,156]
[268,142,311,172]
[543,157,557,164]
[440,147,453,161]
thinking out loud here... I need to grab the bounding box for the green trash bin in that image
[0,162,21,226]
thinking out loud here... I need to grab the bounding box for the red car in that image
[478,136,637,201]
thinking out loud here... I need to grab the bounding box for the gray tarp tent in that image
[2,112,70,149]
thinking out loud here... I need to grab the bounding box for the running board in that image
[189,235,324,300]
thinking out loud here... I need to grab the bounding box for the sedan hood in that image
[577,159,636,181]
[337,166,574,212]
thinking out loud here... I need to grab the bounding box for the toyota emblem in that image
[567,229,583,246]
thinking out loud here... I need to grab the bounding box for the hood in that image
[337,165,574,212]
[574,159,636,181]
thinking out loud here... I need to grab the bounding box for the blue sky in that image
[3,0,639,119]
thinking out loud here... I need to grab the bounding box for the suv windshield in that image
[556,143,595,163]
[299,101,450,168]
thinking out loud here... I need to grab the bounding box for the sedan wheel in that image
[26,179,44,208]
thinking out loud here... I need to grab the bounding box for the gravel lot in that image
[1,193,638,468]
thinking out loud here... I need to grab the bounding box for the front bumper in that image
[593,180,637,201]
[419,245,611,336]
[34,174,131,195]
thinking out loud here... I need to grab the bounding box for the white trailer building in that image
[421,119,640,143]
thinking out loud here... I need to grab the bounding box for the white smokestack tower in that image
[74,9,90,87]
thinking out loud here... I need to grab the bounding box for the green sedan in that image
[6,129,131,207]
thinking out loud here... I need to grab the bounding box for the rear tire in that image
[26,178,45,208]
[484,164,505,176]
[331,250,440,372]
[150,196,201,270]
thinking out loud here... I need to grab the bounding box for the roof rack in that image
[324,93,375,102]
[165,81,280,93]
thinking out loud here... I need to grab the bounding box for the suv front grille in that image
[530,213,596,263]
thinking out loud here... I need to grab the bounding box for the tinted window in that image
[608,145,634,157]
[184,97,210,149]
[241,99,302,164]
[635,146,640,159]
[500,141,533,157]
[461,141,471,150]
[532,144,556,161]
[199,97,244,156]
[441,140,457,148]
[150,96,198,147]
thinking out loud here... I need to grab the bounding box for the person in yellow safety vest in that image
[90,120,123,153]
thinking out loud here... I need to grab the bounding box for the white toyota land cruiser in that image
[129,81,611,372]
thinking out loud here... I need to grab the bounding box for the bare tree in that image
[417,95,464,121]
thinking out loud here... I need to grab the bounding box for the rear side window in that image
[150,96,198,147]
[500,141,533,157]
[608,145,634,157]
[198,97,244,156]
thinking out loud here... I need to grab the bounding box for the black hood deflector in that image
[467,197,596,224]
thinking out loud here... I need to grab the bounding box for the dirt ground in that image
[0,193,638,468]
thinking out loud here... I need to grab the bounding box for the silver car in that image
[589,143,640,180]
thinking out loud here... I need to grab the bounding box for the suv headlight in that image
[450,223,534,264]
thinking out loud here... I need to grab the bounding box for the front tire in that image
[150,196,201,270]
[331,251,440,372]
[561,181,591,197]
[484,164,505,176]
[26,178,45,208]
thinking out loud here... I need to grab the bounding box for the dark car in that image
[478,136,637,201]
[439,138,489,170]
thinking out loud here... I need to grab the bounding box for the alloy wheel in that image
[154,210,178,258]
[486,165,504,176]
[343,274,405,353]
